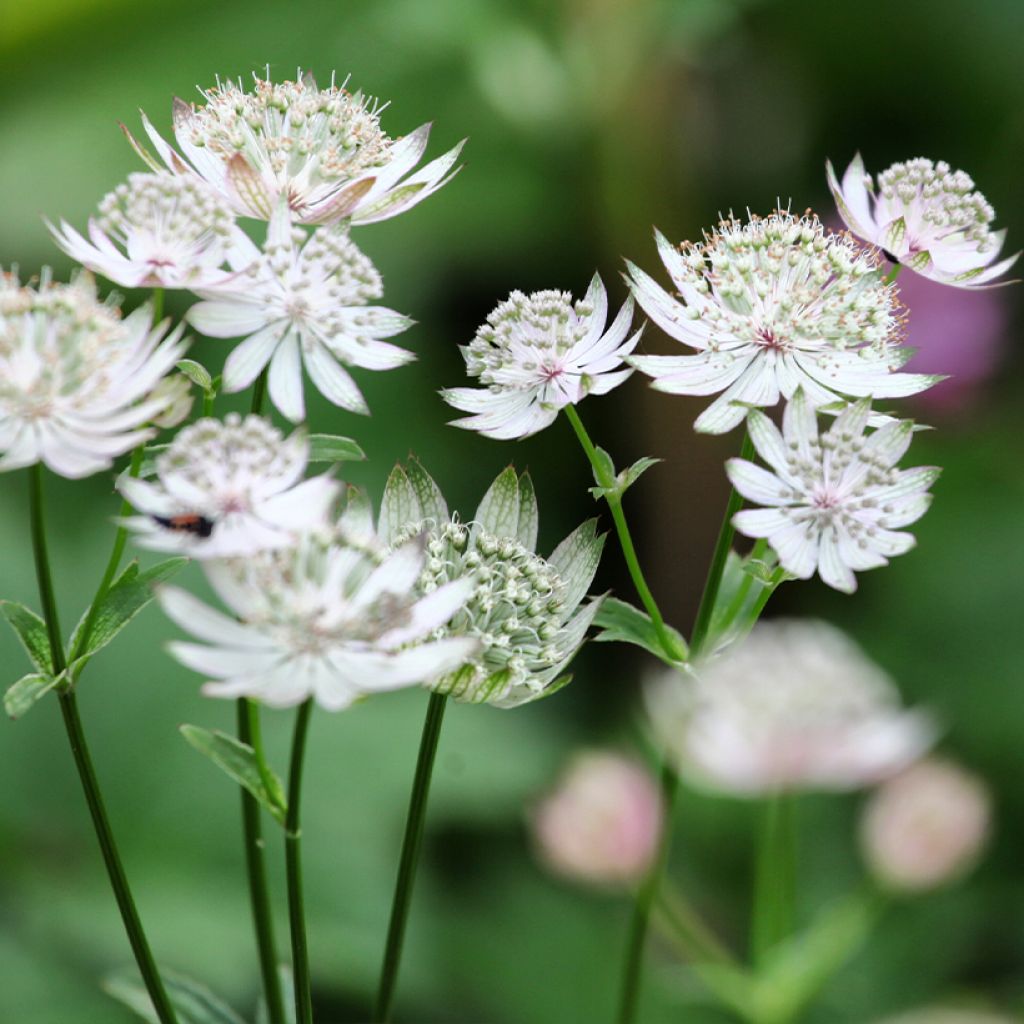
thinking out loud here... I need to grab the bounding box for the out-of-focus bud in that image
[861,758,991,892]
[530,751,663,886]
[150,373,194,428]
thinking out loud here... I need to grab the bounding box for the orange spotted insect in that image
[152,514,216,538]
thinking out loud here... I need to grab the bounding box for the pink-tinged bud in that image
[530,752,663,886]
[861,759,991,892]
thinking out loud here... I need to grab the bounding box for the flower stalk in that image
[286,698,315,1024]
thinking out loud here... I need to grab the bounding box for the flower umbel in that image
[129,70,464,226]
[442,274,640,440]
[727,390,939,593]
[646,620,935,796]
[0,270,187,479]
[187,204,413,422]
[627,212,939,433]
[378,460,605,707]
[119,413,339,557]
[827,154,1018,288]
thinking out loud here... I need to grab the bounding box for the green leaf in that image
[743,559,778,586]
[589,453,661,501]
[307,433,366,464]
[379,465,420,545]
[4,671,60,719]
[176,358,214,393]
[138,443,171,477]
[591,444,616,488]
[0,600,55,674]
[474,466,520,538]
[180,725,287,824]
[593,597,688,663]
[405,457,449,524]
[618,456,661,492]
[104,968,248,1024]
[515,472,539,550]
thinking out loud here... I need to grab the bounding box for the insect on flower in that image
[150,513,216,538]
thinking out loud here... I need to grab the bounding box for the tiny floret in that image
[443,274,640,439]
[627,212,939,434]
[827,154,1018,288]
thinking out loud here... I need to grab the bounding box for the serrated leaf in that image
[593,597,688,663]
[380,465,420,545]
[0,601,55,674]
[742,559,777,586]
[180,725,287,824]
[176,358,214,392]
[474,467,520,538]
[306,434,366,464]
[591,445,616,488]
[548,520,605,611]
[405,457,449,524]
[515,472,539,550]
[5,672,60,719]
[104,968,248,1024]
[618,456,661,492]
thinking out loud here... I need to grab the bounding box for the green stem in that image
[151,287,165,326]
[658,879,735,966]
[374,692,448,1023]
[563,405,680,662]
[750,794,797,967]
[717,537,768,635]
[237,701,286,1024]
[251,368,268,417]
[28,466,178,1024]
[881,264,902,286]
[286,699,315,1024]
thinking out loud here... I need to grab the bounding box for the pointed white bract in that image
[627,212,939,434]
[128,71,464,226]
[158,503,479,711]
[119,414,339,557]
[49,172,244,290]
[0,270,187,479]
[379,461,605,707]
[442,275,640,440]
[827,154,1018,289]
[186,205,413,422]
[647,620,935,796]
[727,391,938,593]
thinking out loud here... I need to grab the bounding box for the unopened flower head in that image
[119,413,339,557]
[647,620,934,796]
[49,172,243,290]
[379,460,605,707]
[0,270,187,479]
[728,390,939,593]
[443,274,640,439]
[129,70,464,225]
[530,751,664,886]
[627,212,939,433]
[861,758,991,892]
[158,503,479,711]
[828,154,1018,288]
[187,205,412,422]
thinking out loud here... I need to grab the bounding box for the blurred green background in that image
[1,0,1023,1021]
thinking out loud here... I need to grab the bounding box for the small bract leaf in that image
[405,457,449,524]
[548,520,605,611]
[515,472,539,550]
[475,466,520,537]
[380,465,420,545]
[591,445,617,488]
[0,601,55,675]
[306,434,366,464]
[105,967,249,1024]
[618,456,661,492]
[176,358,214,392]
[5,672,60,719]
[593,597,688,663]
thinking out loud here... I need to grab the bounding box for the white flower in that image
[378,460,605,707]
[0,270,187,479]
[828,154,1018,289]
[627,212,939,434]
[861,758,990,892]
[186,205,413,422]
[727,390,939,593]
[874,1011,1019,1024]
[127,71,464,226]
[48,172,244,290]
[442,275,640,440]
[158,510,479,711]
[118,414,339,558]
[647,620,935,796]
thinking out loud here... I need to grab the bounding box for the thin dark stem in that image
[286,699,315,1024]
[151,287,165,326]
[251,368,268,417]
[374,692,448,1023]
[28,465,65,676]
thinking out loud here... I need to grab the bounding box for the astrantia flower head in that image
[442,274,640,439]
[0,270,187,479]
[186,205,412,422]
[378,460,605,707]
[118,413,339,557]
[158,500,479,711]
[647,619,934,796]
[728,390,938,593]
[49,172,244,290]
[627,212,939,433]
[129,70,464,226]
[828,154,1018,288]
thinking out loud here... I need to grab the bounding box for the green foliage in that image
[306,434,366,464]
[4,671,60,719]
[105,969,248,1024]
[0,600,54,675]
[593,597,688,663]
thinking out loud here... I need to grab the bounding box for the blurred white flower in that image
[627,212,938,434]
[530,751,663,885]
[0,270,187,479]
[378,460,605,707]
[187,205,413,422]
[119,414,338,558]
[647,620,934,796]
[128,71,463,226]
[148,373,194,429]
[728,390,938,593]
[828,154,1018,288]
[49,172,243,290]
[861,758,991,892]
[442,275,639,439]
[159,513,478,711]
[874,1010,1019,1024]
